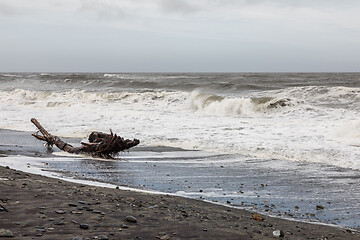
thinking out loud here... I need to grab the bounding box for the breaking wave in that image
[189,91,297,116]
[0,89,187,108]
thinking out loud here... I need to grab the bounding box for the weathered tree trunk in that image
[31,118,139,159]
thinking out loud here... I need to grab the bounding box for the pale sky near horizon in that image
[1,0,360,72]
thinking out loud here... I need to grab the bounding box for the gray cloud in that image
[160,0,199,14]
[80,0,126,20]
[0,2,17,16]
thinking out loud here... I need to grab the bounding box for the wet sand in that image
[0,165,359,240]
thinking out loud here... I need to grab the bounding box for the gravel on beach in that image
[0,165,359,240]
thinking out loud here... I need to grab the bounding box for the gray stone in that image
[98,235,108,240]
[53,220,65,225]
[79,223,89,229]
[125,215,137,223]
[121,224,129,229]
[55,210,66,214]
[0,229,14,237]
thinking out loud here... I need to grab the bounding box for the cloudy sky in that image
[1,0,360,72]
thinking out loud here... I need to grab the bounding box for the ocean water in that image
[0,72,359,168]
[1,73,360,229]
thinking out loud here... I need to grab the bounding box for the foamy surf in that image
[0,73,359,170]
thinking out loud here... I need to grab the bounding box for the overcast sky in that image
[1,0,360,72]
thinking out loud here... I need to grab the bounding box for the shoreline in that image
[0,165,359,240]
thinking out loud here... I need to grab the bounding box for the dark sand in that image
[0,166,359,240]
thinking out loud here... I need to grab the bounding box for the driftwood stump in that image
[31,118,140,159]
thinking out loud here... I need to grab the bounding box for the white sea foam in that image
[189,90,297,116]
[0,86,359,169]
[103,73,130,78]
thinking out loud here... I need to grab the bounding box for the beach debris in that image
[31,118,140,159]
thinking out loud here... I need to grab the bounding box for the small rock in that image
[126,197,135,202]
[316,205,324,210]
[160,235,169,240]
[98,235,108,240]
[252,213,264,222]
[121,224,129,229]
[0,229,14,237]
[79,223,89,229]
[125,215,137,223]
[53,220,65,225]
[72,237,83,240]
[55,210,66,214]
[253,229,261,234]
[69,203,78,207]
[273,230,285,238]
[70,210,83,214]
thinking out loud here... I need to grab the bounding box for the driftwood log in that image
[31,118,140,159]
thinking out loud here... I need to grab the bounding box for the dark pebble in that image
[69,203,78,207]
[80,223,89,229]
[253,229,261,234]
[316,205,325,210]
[121,224,129,229]
[125,215,137,223]
[54,220,65,225]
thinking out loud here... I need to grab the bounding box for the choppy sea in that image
[0,72,359,229]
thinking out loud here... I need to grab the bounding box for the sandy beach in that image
[0,165,359,240]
